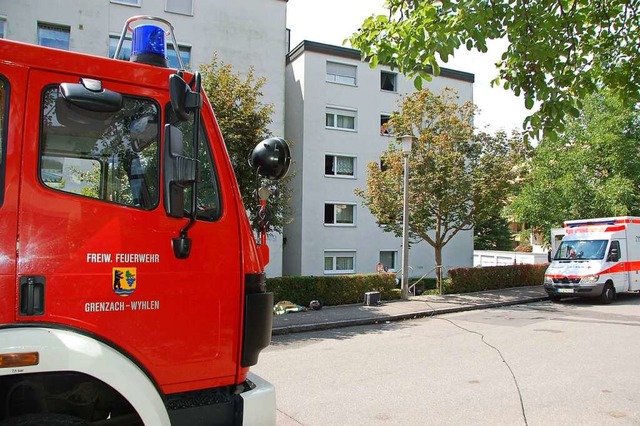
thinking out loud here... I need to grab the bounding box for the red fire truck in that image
[0,16,289,425]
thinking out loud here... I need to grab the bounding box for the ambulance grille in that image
[553,277,581,284]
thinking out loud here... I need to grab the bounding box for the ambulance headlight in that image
[131,24,168,67]
[580,274,599,284]
[544,275,554,285]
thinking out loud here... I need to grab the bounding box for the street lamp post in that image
[400,135,413,300]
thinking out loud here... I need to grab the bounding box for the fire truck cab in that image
[0,17,288,425]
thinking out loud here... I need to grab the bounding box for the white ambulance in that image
[544,216,640,303]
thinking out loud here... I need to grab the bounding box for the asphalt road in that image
[252,293,640,425]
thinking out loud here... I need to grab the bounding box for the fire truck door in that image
[0,64,26,325]
[17,70,243,391]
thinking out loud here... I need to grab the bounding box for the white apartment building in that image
[0,2,478,278]
[283,41,475,278]
[0,0,288,275]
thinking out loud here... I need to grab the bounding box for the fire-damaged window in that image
[0,77,7,206]
[39,86,160,209]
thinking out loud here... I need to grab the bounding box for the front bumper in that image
[241,372,276,426]
[544,282,605,298]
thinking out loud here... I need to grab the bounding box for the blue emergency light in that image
[130,24,168,67]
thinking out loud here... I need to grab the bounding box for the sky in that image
[286,0,530,135]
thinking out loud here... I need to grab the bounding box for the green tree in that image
[200,54,292,232]
[356,88,522,288]
[509,89,640,239]
[474,214,514,250]
[349,1,640,140]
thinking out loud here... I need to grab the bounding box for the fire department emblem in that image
[112,267,137,297]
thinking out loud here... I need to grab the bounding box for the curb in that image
[271,295,548,336]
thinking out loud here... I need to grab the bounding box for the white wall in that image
[473,250,549,267]
[284,42,475,278]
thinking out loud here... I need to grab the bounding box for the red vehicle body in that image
[0,17,287,426]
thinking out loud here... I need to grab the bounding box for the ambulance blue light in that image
[131,24,168,67]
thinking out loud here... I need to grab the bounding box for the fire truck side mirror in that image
[163,124,198,218]
[250,137,291,181]
[60,79,123,113]
[169,73,201,122]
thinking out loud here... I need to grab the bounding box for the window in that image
[326,61,357,86]
[380,114,394,136]
[110,0,141,6]
[381,71,397,92]
[325,154,355,177]
[166,0,194,15]
[168,108,222,221]
[109,35,191,70]
[324,251,356,274]
[40,86,159,209]
[324,203,355,225]
[0,17,6,39]
[38,23,70,50]
[166,44,191,70]
[0,78,7,205]
[608,240,622,261]
[109,35,131,60]
[326,107,356,131]
[379,251,398,271]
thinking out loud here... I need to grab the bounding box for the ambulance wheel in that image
[549,294,562,303]
[600,283,615,304]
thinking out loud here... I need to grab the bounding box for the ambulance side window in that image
[0,77,7,206]
[167,108,221,222]
[40,87,160,209]
[608,241,621,262]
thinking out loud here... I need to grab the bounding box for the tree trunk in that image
[434,244,443,293]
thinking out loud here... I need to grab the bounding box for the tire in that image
[600,283,615,304]
[0,414,90,426]
[549,294,562,303]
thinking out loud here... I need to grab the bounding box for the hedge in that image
[266,273,399,307]
[446,264,548,294]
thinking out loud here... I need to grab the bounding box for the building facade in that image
[1,2,478,279]
[0,0,288,275]
[284,41,475,278]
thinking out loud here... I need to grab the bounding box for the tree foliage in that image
[200,54,292,233]
[474,214,514,250]
[356,88,524,286]
[508,89,640,239]
[349,0,640,140]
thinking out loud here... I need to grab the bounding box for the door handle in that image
[19,276,45,316]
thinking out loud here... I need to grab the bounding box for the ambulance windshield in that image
[554,239,608,260]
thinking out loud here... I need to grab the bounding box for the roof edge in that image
[287,40,475,84]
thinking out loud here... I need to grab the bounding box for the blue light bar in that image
[130,24,168,67]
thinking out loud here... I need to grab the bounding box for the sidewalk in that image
[272,285,548,335]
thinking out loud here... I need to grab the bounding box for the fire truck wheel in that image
[600,283,615,305]
[0,414,90,426]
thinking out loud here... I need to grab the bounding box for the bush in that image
[266,273,399,307]
[446,264,548,294]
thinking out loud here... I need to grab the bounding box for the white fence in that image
[473,250,549,267]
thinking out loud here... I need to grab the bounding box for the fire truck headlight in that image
[580,274,600,285]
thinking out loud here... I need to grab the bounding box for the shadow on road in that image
[270,320,417,347]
